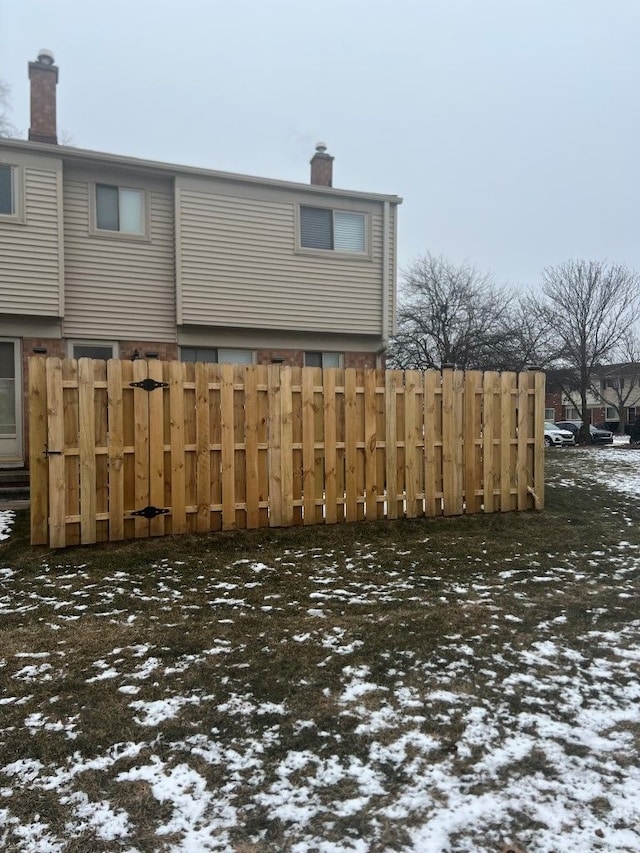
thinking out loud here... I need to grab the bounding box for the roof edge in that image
[0,137,403,204]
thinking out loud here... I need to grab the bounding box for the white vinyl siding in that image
[177,180,385,336]
[0,159,63,317]
[63,172,176,341]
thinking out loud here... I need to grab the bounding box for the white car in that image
[544,421,575,447]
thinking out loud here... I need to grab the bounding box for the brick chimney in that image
[29,49,59,144]
[310,142,334,187]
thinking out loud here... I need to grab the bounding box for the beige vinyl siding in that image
[63,172,176,341]
[0,160,63,317]
[177,180,385,335]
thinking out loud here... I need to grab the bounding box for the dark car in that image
[555,421,614,445]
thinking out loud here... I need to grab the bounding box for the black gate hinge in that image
[129,378,169,392]
[131,505,170,519]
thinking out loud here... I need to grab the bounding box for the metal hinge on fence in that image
[43,445,62,456]
[131,505,170,519]
[129,378,169,392]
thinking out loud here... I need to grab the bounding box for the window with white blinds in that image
[300,206,365,253]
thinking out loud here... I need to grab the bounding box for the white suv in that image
[544,422,575,447]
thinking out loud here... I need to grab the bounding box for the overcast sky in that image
[1,0,639,289]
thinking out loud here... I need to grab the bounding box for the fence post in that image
[29,357,49,545]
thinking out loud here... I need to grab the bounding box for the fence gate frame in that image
[29,357,545,548]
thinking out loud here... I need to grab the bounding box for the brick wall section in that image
[545,390,563,421]
[345,351,378,369]
[256,349,303,366]
[118,341,179,361]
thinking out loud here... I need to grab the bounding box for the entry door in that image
[0,340,22,464]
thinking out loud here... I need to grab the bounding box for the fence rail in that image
[29,358,545,548]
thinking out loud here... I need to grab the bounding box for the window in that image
[605,406,618,420]
[628,407,638,423]
[95,184,145,235]
[181,347,217,364]
[71,342,117,360]
[0,164,14,216]
[299,206,365,253]
[304,351,343,368]
[180,347,254,365]
[544,408,556,421]
[564,407,580,420]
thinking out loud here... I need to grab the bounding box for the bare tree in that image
[389,254,519,370]
[535,259,640,442]
[0,80,16,138]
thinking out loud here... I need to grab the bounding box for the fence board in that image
[29,358,48,545]
[404,370,419,518]
[324,368,338,524]
[30,359,546,547]
[147,359,166,537]
[168,361,186,534]
[244,365,260,529]
[280,367,294,527]
[220,364,236,530]
[385,371,399,519]
[78,359,97,544]
[344,368,358,522]
[195,362,211,533]
[268,366,283,527]
[500,372,514,512]
[44,359,65,548]
[302,367,316,525]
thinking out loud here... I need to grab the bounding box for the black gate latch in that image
[131,505,170,519]
[129,378,169,392]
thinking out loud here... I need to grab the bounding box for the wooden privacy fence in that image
[29,358,545,548]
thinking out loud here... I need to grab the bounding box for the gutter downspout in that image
[378,200,390,369]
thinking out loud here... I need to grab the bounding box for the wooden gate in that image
[29,358,545,548]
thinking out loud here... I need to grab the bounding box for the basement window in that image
[299,206,366,253]
[304,351,343,368]
[95,184,145,235]
[181,347,255,365]
[71,342,117,360]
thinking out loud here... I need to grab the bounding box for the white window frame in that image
[91,183,149,240]
[564,406,580,420]
[0,163,25,224]
[296,204,370,258]
[605,406,618,420]
[68,340,119,360]
[544,408,556,421]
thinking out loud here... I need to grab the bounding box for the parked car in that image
[544,422,576,447]
[555,421,614,445]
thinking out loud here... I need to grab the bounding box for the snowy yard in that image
[1,445,640,851]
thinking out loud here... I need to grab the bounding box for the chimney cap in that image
[36,49,56,66]
[315,141,328,154]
